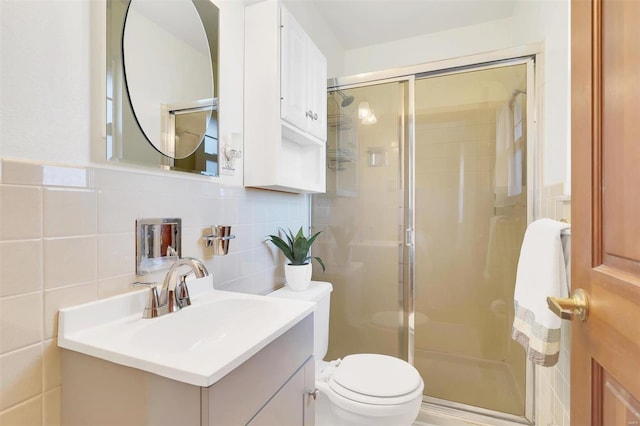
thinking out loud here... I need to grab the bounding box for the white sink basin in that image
[130,297,280,354]
[58,276,314,387]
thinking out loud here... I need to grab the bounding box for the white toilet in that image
[269,281,424,426]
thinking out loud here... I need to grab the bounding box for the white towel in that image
[511,218,571,366]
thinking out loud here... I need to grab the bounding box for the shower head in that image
[335,90,355,107]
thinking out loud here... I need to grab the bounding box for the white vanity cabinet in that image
[244,0,327,193]
[61,315,315,425]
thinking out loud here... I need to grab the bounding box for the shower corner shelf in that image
[328,113,353,130]
[328,149,353,162]
[327,148,354,171]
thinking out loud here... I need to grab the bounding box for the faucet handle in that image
[131,281,157,287]
[176,273,192,308]
[131,282,160,318]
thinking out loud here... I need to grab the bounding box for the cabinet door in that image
[248,358,315,426]
[280,8,308,132]
[306,41,327,142]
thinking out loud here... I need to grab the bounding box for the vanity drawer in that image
[247,356,315,426]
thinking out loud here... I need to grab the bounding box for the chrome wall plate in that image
[136,218,182,275]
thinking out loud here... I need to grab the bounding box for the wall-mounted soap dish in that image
[203,225,235,256]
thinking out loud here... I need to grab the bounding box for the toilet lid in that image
[329,354,423,404]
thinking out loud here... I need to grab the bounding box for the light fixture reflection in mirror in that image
[106,0,219,176]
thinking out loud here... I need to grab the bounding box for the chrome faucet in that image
[135,257,209,319]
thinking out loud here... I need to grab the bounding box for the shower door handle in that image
[405,228,414,247]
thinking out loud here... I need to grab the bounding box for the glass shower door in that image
[312,80,409,361]
[412,63,530,416]
[314,58,534,422]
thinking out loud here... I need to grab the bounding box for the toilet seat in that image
[323,354,423,406]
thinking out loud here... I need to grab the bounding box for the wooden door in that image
[572,0,640,424]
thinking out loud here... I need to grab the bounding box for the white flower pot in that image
[284,263,312,291]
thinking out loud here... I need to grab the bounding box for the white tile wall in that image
[0,185,42,240]
[43,236,97,289]
[42,389,61,426]
[0,293,43,353]
[0,344,43,411]
[0,240,42,296]
[0,396,43,426]
[0,157,308,424]
[536,183,571,426]
[43,188,97,238]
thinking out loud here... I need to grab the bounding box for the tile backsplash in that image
[0,158,307,424]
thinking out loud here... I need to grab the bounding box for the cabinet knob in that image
[312,112,318,120]
[306,110,313,119]
[307,388,319,400]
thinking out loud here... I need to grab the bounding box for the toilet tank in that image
[268,281,333,362]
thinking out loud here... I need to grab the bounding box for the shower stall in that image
[311,57,535,424]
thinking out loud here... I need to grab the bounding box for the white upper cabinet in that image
[280,10,308,133]
[280,8,327,141]
[306,40,328,141]
[244,0,327,193]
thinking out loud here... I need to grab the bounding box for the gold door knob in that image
[547,289,589,321]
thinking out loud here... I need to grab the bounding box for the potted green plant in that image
[267,227,325,291]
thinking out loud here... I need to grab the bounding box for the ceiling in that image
[309,0,517,50]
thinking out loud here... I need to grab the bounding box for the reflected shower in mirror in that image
[107,0,219,176]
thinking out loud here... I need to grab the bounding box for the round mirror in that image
[122,0,214,159]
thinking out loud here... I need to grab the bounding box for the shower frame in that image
[322,45,542,426]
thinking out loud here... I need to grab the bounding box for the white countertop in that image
[58,276,315,387]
